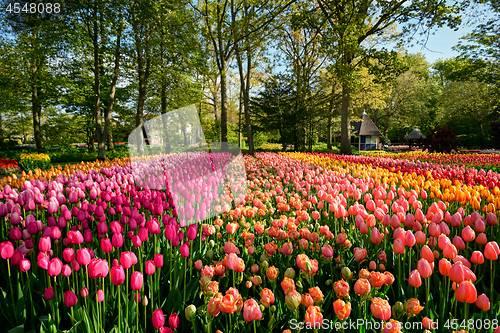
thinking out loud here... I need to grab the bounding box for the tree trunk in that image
[238,87,242,148]
[327,80,335,150]
[235,42,254,153]
[101,23,122,159]
[107,129,114,151]
[219,58,228,144]
[31,28,44,153]
[340,81,352,155]
[92,3,103,160]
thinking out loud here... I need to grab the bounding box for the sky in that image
[401,25,474,65]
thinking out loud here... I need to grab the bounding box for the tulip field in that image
[1,151,500,333]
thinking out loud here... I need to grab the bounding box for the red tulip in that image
[180,243,189,258]
[152,309,165,329]
[120,251,136,269]
[44,287,54,300]
[63,290,78,307]
[81,287,89,297]
[88,258,109,279]
[168,313,179,329]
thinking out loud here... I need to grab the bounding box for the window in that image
[360,136,377,150]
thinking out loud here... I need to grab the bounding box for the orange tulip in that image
[383,319,402,333]
[266,266,278,281]
[304,306,323,329]
[219,294,237,314]
[484,241,500,260]
[308,287,324,305]
[476,293,490,311]
[333,279,350,298]
[260,288,275,308]
[301,293,314,308]
[404,298,424,318]
[281,277,295,296]
[354,278,371,296]
[333,299,351,320]
[455,280,477,303]
[370,297,391,321]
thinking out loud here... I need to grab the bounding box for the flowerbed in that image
[0,159,20,175]
[0,152,499,333]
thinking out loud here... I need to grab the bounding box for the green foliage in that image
[252,131,268,148]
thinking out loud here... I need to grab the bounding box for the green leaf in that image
[8,324,25,333]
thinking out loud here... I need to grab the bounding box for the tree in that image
[71,0,127,159]
[192,0,297,148]
[1,0,68,153]
[251,74,295,151]
[315,0,461,154]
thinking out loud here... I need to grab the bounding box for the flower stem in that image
[118,285,121,333]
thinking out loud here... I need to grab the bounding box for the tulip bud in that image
[341,267,352,280]
[393,301,404,315]
[209,240,215,248]
[185,304,196,322]
[284,267,295,279]
[270,305,276,312]
[325,279,332,286]
[206,249,213,260]
[261,260,269,270]
[142,295,148,306]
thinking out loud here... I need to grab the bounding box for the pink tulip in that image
[111,265,125,286]
[154,254,164,268]
[0,241,14,259]
[48,258,63,277]
[145,260,155,275]
[131,271,143,290]
[39,236,51,252]
[76,248,91,266]
[180,243,189,258]
[243,299,262,322]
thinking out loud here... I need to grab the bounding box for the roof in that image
[405,129,426,140]
[358,112,382,136]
